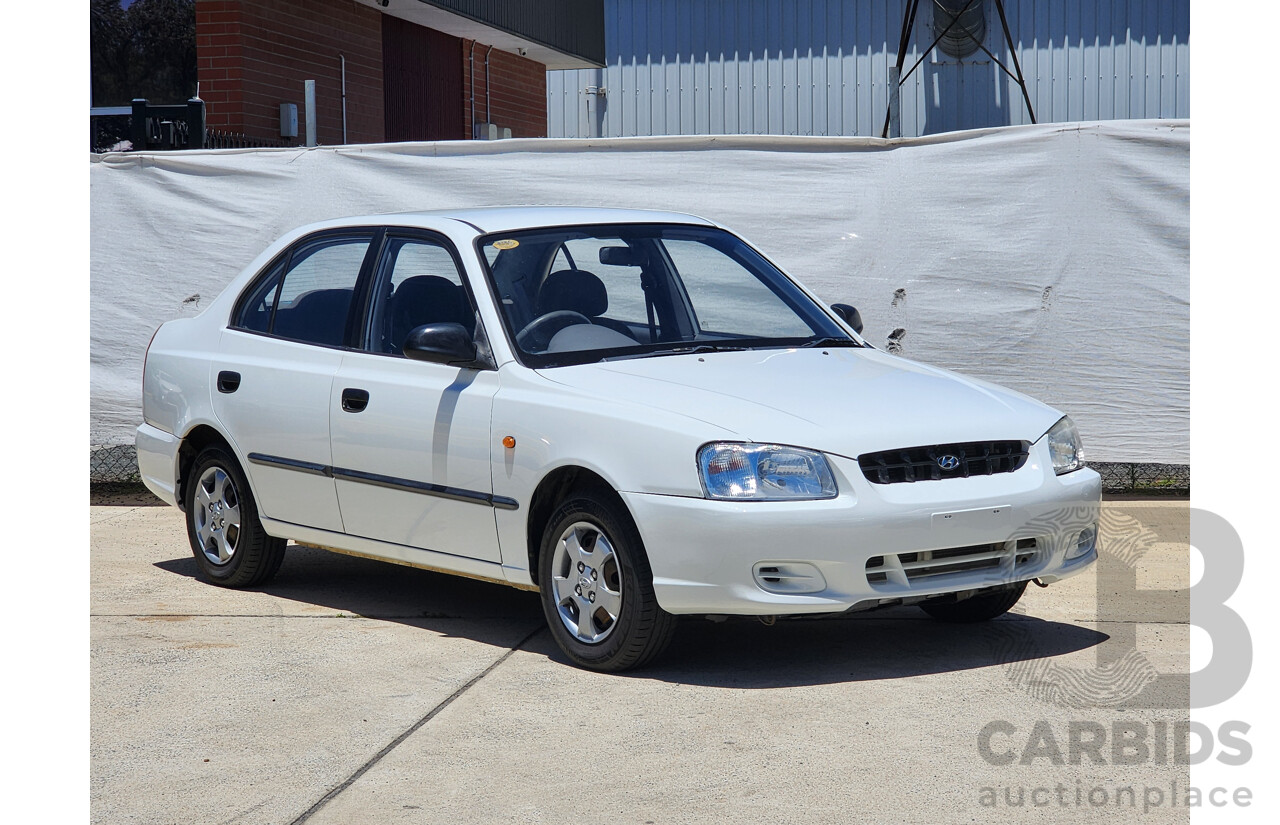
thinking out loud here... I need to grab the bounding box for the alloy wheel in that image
[550,521,623,644]
[193,466,242,566]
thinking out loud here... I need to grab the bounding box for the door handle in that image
[217,371,241,393]
[341,388,370,413]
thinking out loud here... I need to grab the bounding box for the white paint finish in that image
[134,423,180,506]
[211,330,346,533]
[392,205,715,234]
[329,352,503,562]
[139,206,1102,612]
[260,517,512,588]
[625,451,1101,615]
[539,346,1061,458]
[140,317,209,439]
[489,362,736,584]
[931,504,1012,530]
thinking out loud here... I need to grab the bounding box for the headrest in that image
[535,269,608,318]
[392,275,464,324]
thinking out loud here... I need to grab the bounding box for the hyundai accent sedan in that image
[137,207,1100,671]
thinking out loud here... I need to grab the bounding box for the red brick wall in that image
[197,2,549,145]
[461,41,548,139]
[195,1,245,132]
[197,0,384,145]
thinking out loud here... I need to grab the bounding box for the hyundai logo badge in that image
[937,455,961,471]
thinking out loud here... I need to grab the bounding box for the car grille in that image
[866,538,1038,587]
[858,440,1030,484]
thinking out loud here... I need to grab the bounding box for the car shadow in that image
[155,545,1107,689]
[153,544,544,623]
[619,611,1108,688]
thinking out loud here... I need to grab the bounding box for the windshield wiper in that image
[602,343,749,361]
[800,336,862,348]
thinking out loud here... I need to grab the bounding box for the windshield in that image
[478,223,856,367]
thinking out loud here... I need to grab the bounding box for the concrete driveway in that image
[91,496,1190,824]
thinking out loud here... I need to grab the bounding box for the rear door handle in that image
[341,388,370,413]
[217,371,241,393]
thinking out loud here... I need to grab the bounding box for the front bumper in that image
[623,446,1100,616]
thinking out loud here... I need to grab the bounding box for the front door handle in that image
[341,388,370,413]
[217,371,241,393]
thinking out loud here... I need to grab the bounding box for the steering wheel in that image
[515,310,592,352]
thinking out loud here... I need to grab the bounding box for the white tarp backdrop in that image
[90,120,1189,463]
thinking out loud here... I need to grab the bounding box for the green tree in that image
[91,0,196,107]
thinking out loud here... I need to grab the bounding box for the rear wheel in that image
[538,493,676,671]
[184,446,286,588]
[919,581,1028,622]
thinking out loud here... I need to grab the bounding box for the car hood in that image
[536,347,1061,458]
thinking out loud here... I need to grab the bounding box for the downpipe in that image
[339,53,347,144]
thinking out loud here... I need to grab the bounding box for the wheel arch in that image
[525,465,635,578]
[176,424,237,511]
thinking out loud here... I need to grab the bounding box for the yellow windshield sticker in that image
[492,238,519,250]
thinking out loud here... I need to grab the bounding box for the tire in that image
[538,492,677,671]
[919,581,1028,623]
[184,446,286,588]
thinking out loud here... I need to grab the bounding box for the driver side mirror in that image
[830,303,864,335]
[403,323,486,368]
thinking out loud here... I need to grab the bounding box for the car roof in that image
[368,206,718,234]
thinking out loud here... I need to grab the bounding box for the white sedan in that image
[137,207,1100,671]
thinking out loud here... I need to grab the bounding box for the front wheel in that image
[919,581,1028,623]
[184,446,286,588]
[538,493,676,671]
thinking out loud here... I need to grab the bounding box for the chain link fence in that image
[89,441,1188,494]
[91,443,141,483]
[1090,462,1189,494]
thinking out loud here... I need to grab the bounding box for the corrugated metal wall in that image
[547,0,1189,138]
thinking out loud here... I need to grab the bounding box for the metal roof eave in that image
[356,0,605,69]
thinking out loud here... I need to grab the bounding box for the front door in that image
[329,231,503,562]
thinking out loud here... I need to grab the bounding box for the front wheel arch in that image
[537,490,677,670]
[526,465,632,581]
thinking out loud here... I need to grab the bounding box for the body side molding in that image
[247,452,519,510]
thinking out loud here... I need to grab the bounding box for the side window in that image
[270,236,371,346]
[368,237,470,355]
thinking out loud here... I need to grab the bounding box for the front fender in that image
[490,365,731,584]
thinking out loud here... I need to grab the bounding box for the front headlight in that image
[1045,416,1085,475]
[697,443,837,500]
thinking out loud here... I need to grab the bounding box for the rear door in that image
[214,229,378,532]
[329,229,503,562]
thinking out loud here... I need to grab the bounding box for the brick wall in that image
[461,41,548,139]
[197,2,549,145]
[197,0,384,145]
[195,1,245,132]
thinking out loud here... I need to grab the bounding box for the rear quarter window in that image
[233,259,284,333]
[231,233,373,347]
